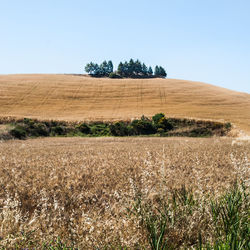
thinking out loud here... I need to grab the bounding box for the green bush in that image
[90,123,111,136]
[4,113,230,140]
[152,113,165,125]
[10,125,27,139]
[157,117,173,131]
[76,123,90,134]
[51,126,65,136]
[152,113,173,131]
[157,128,165,135]
[23,118,34,126]
[131,118,156,135]
[209,121,224,129]
[31,123,49,136]
[109,72,121,78]
[190,127,212,137]
[109,121,128,136]
[127,125,135,136]
[225,122,232,130]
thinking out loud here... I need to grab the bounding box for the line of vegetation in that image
[0,113,231,140]
[85,59,167,78]
[1,182,248,249]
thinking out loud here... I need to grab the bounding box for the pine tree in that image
[93,63,101,76]
[85,62,94,75]
[148,66,153,76]
[154,65,160,76]
[134,59,142,75]
[142,63,148,76]
[159,66,167,77]
[117,62,124,76]
[100,60,108,76]
[128,59,135,77]
[123,61,129,77]
[108,60,113,74]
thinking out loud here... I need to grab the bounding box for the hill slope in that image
[0,74,249,133]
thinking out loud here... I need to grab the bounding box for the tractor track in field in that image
[140,80,144,115]
[111,82,126,119]
[85,81,104,119]
[61,81,84,114]
[136,81,140,117]
[32,86,58,115]
[1,81,41,116]
[163,86,167,104]
[159,85,167,106]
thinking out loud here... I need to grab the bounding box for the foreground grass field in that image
[0,137,249,248]
[0,74,249,134]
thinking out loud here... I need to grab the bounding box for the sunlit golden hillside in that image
[0,74,249,133]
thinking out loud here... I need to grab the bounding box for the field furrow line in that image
[85,81,103,119]
[111,82,126,119]
[1,81,41,116]
[32,86,58,115]
[61,82,83,114]
[163,86,167,104]
[140,80,144,115]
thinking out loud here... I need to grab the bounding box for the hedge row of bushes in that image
[7,114,231,139]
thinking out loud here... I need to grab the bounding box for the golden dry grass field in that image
[0,74,249,248]
[0,74,249,134]
[0,137,249,248]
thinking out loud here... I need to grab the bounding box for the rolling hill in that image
[0,74,249,133]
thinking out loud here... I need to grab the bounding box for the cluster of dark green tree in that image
[85,60,113,77]
[85,59,167,78]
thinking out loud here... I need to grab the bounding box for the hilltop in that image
[0,74,249,133]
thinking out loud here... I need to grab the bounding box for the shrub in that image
[76,123,90,134]
[50,121,61,127]
[23,118,33,125]
[31,123,49,136]
[157,128,165,135]
[157,117,174,131]
[10,125,27,139]
[109,121,128,136]
[109,72,121,78]
[209,121,224,130]
[23,118,36,129]
[225,122,232,130]
[190,127,212,137]
[131,118,156,135]
[127,125,135,136]
[152,113,173,131]
[152,113,165,125]
[4,114,230,140]
[51,126,65,136]
[90,124,111,136]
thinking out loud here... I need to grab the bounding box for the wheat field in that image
[0,74,249,134]
[0,137,249,248]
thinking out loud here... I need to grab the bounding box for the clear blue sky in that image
[1,0,250,93]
